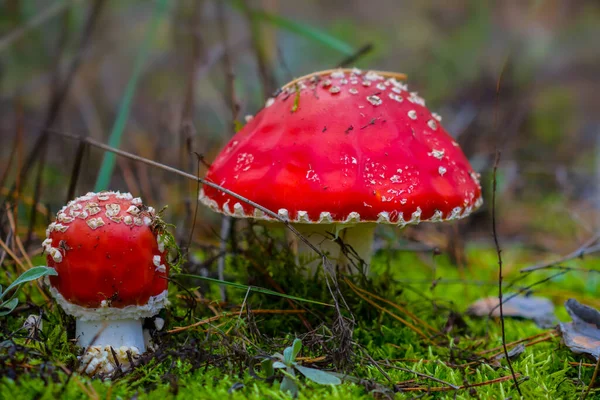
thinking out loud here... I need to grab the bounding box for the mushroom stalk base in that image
[76,318,144,376]
[293,223,376,277]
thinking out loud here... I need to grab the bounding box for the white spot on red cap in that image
[86,217,105,230]
[389,93,403,103]
[265,98,275,108]
[277,209,289,219]
[427,120,438,130]
[367,95,382,106]
[432,112,442,121]
[53,223,69,233]
[49,248,63,263]
[329,86,341,94]
[127,206,140,215]
[330,69,345,79]
[85,203,101,216]
[105,204,121,218]
[97,192,110,201]
[349,88,358,95]
[364,71,384,81]
[235,153,254,172]
[408,110,417,120]
[439,166,447,176]
[57,213,74,223]
[428,149,445,160]
[306,169,320,182]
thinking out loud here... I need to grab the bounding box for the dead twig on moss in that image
[491,150,522,397]
[521,234,600,273]
[581,356,600,400]
[478,330,557,356]
[400,373,522,392]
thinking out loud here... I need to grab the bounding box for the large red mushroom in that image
[43,191,171,375]
[200,68,482,274]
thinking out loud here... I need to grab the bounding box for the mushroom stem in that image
[292,223,376,276]
[76,318,145,375]
[77,318,146,351]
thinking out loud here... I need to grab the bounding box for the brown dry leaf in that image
[559,298,600,361]
[467,294,556,328]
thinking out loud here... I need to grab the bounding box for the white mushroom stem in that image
[76,318,144,375]
[292,223,376,276]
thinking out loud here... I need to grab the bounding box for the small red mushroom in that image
[200,69,482,274]
[43,191,170,375]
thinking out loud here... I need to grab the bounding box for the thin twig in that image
[401,373,522,392]
[337,43,373,68]
[381,361,460,390]
[581,356,600,400]
[521,234,600,272]
[491,150,522,397]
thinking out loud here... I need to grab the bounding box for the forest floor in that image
[1,229,598,400]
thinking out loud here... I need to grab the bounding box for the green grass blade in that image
[231,0,355,55]
[93,0,168,191]
[175,273,332,307]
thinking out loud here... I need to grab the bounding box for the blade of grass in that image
[93,0,168,191]
[231,0,355,56]
[175,273,332,307]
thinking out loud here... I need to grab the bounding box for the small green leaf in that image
[283,345,294,365]
[291,339,302,360]
[272,361,287,369]
[295,365,341,385]
[261,358,274,377]
[3,266,57,297]
[0,298,19,316]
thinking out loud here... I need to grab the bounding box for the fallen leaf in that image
[467,294,556,328]
[559,298,600,361]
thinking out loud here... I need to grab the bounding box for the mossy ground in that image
[1,226,598,399]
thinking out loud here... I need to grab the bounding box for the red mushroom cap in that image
[44,191,169,320]
[201,69,482,225]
